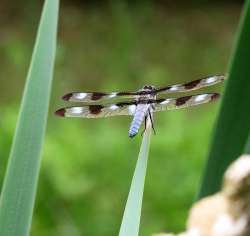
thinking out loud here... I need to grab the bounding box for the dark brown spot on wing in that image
[184,79,201,89]
[176,96,192,106]
[55,108,66,117]
[91,92,107,101]
[211,93,220,101]
[62,93,73,101]
[89,105,104,114]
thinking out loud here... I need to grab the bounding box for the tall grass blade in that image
[119,121,152,236]
[0,1,59,235]
[244,135,250,154]
[198,0,250,198]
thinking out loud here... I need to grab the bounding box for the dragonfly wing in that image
[55,102,137,118]
[156,75,225,94]
[154,93,220,112]
[62,91,140,103]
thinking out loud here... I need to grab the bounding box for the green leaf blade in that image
[198,0,250,198]
[0,1,59,235]
[119,125,151,236]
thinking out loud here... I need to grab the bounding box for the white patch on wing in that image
[70,107,83,114]
[160,99,171,105]
[75,93,87,100]
[206,76,217,84]
[109,92,117,98]
[128,105,136,115]
[109,105,119,110]
[194,94,208,102]
[169,85,180,91]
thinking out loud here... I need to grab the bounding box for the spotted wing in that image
[61,91,142,103]
[156,75,225,94]
[61,76,225,103]
[153,93,220,112]
[55,103,137,118]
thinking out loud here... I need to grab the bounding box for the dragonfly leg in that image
[141,116,147,137]
[148,111,156,135]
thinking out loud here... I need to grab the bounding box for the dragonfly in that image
[55,75,225,138]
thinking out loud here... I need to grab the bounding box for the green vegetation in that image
[0,1,59,235]
[0,2,242,236]
[199,0,250,198]
[119,121,151,236]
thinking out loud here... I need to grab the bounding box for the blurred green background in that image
[0,1,242,235]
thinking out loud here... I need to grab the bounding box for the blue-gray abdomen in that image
[129,104,149,138]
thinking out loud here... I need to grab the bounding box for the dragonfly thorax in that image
[137,85,156,102]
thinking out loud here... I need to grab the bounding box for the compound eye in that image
[144,85,152,89]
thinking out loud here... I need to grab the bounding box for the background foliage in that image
[199,0,250,198]
[0,1,242,236]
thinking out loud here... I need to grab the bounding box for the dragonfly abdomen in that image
[129,104,149,138]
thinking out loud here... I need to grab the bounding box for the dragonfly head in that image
[143,85,155,90]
